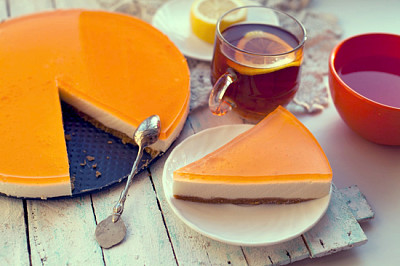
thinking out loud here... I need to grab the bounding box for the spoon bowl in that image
[134,115,162,148]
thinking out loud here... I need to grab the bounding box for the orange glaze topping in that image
[0,10,190,189]
[174,106,332,183]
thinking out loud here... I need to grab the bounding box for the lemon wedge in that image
[229,30,301,75]
[190,0,247,44]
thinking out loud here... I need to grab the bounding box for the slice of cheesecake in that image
[173,106,332,204]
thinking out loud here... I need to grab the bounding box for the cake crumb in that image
[86,155,95,161]
[107,140,113,144]
[71,176,75,191]
[65,134,72,141]
[92,163,97,169]
[96,171,101,178]
[80,160,87,166]
[106,156,110,159]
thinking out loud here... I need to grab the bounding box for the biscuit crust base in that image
[174,195,314,205]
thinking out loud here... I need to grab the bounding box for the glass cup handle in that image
[208,69,237,116]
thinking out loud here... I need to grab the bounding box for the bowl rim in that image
[329,32,400,111]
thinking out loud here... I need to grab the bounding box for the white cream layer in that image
[59,89,189,153]
[0,178,71,199]
[173,180,331,200]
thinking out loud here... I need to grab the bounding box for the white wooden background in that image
[0,0,374,265]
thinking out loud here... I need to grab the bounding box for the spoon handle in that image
[112,145,144,223]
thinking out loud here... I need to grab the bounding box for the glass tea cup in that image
[209,6,306,122]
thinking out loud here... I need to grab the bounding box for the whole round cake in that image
[0,10,190,198]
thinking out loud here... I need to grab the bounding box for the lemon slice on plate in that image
[190,0,247,44]
[229,30,301,76]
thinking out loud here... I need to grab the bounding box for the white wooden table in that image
[1,0,400,265]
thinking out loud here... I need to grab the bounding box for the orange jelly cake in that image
[0,10,190,198]
[173,106,332,204]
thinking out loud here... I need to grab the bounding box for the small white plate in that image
[163,124,331,246]
[152,0,213,61]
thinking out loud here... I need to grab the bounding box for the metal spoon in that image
[95,115,161,249]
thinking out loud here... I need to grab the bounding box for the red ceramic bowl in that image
[329,33,400,145]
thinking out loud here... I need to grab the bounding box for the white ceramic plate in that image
[152,0,212,61]
[151,0,265,61]
[163,124,331,246]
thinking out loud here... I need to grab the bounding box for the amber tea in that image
[211,23,302,120]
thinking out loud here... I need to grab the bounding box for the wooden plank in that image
[0,196,30,265]
[109,0,167,23]
[54,0,102,9]
[53,0,148,20]
[188,105,245,133]
[0,0,8,19]
[302,185,368,258]
[243,237,309,265]
[339,185,375,223]
[54,0,131,10]
[27,195,104,265]
[8,0,53,17]
[149,120,248,265]
[91,170,177,265]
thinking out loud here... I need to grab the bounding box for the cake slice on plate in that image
[173,106,332,204]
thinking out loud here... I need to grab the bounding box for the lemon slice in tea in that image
[190,0,247,44]
[230,30,301,75]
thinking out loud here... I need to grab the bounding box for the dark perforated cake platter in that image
[62,101,157,197]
